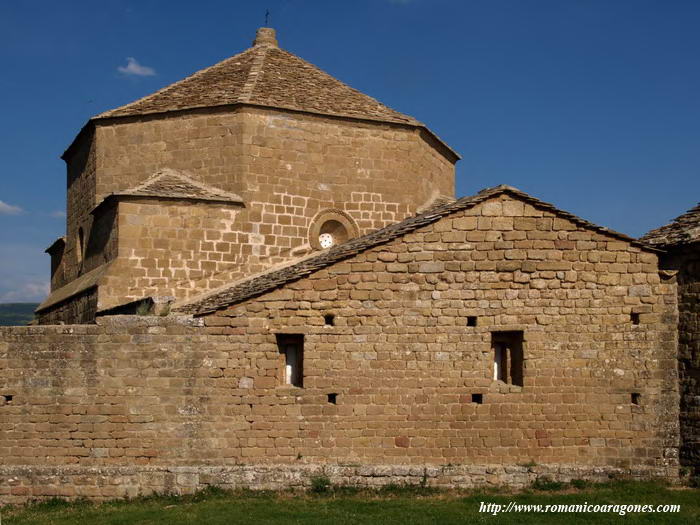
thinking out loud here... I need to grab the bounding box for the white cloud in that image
[0,280,49,303]
[51,210,66,218]
[118,57,156,77]
[0,244,50,303]
[0,200,22,215]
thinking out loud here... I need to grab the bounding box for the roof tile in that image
[641,203,700,247]
[97,29,419,127]
[92,169,243,213]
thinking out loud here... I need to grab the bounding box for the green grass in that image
[0,303,38,326]
[1,480,698,524]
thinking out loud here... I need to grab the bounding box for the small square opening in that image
[327,393,338,404]
[324,314,335,326]
[471,393,483,404]
[631,393,641,405]
[631,313,640,325]
[1,394,13,404]
[467,316,478,327]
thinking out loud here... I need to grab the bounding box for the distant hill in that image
[0,303,38,326]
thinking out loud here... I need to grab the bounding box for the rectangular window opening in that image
[467,316,478,327]
[631,312,640,325]
[276,334,304,388]
[471,393,483,404]
[324,314,335,326]
[1,394,13,404]
[327,393,338,404]
[631,393,641,405]
[491,331,524,387]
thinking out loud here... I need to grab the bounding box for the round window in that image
[308,210,359,251]
[319,232,334,249]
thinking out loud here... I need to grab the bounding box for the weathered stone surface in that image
[39,28,458,324]
[1,194,681,503]
[7,25,694,506]
[0,463,674,505]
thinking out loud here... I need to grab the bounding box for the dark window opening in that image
[471,393,483,404]
[491,331,524,387]
[327,393,338,404]
[276,334,304,387]
[631,312,640,325]
[467,316,478,327]
[2,394,13,404]
[324,314,335,326]
[631,393,641,405]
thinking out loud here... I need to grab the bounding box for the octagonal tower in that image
[37,27,459,324]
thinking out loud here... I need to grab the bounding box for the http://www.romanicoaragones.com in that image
[479,501,680,516]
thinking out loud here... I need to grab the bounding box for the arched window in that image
[309,209,359,250]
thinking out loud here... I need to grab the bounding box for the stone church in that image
[0,28,697,502]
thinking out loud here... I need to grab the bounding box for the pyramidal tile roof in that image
[97,28,421,127]
[174,185,657,316]
[118,169,243,202]
[92,169,243,213]
[641,203,700,247]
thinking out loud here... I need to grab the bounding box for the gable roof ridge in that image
[96,47,257,120]
[172,192,487,315]
[128,168,205,193]
[174,184,660,316]
[237,45,269,104]
[125,168,243,201]
[89,169,244,214]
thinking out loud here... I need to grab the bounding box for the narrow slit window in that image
[77,227,85,265]
[631,312,640,325]
[491,331,524,387]
[277,334,304,388]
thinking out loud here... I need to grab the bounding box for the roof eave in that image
[61,120,95,162]
[64,102,459,165]
[45,236,66,254]
[90,193,244,216]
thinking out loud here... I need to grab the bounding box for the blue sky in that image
[0,0,699,302]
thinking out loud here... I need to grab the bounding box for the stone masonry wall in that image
[201,195,679,470]
[98,200,242,310]
[0,463,672,504]
[83,202,119,275]
[0,194,679,503]
[61,130,98,290]
[674,248,700,472]
[53,107,456,316]
[94,107,455,217]
[76,106,455,308]
[35,289,98,326]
